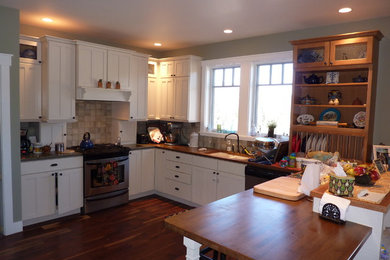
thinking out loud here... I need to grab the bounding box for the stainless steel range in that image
[73,144,130,214]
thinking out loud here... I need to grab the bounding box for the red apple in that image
[354,166,366,176]
[370,170,381,181]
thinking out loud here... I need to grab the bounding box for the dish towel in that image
[298,163,321,196]
[319,192,351,221]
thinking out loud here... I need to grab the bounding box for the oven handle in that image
[85,189,128,201]
[85,157,129,166]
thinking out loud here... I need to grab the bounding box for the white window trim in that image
[200,51,292,139]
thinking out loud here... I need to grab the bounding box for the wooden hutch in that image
[289,30,383,162]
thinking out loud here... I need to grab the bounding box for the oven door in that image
[84,155,129,197]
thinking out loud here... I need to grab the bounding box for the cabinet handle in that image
[324,62,327,65]
[39,61,42,64]
[130,116,134,119]
[38,116,42,119]
[51,173,55,176]
[330,62,333,65]
[176,156,180,159]
[72,116,76,119]
[174,175,179,178]
[59,173,63,176]
[129,152,132,155]
[64,133,67,136]
[50,163,58,167]
[217,172,219,175]
[162,151,165,154]
[175,165,180,169]
[174,187,180,191]
[213,171,216,174]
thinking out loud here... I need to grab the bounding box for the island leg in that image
[183,236,201,260]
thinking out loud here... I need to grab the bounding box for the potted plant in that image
[267,121,277,138]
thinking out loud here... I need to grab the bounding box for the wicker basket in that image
[328,173,355,197]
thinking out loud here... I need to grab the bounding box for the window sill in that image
[199,131,289,142]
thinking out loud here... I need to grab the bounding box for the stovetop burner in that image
[71,144,131,160]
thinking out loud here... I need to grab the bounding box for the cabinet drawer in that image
[218,160,245,176]
[192,155,218,170]
[166,151,193,164]
[21,156,83,175]
[167,160,192,174]
[165,179,191,201]
[166,170,191,184]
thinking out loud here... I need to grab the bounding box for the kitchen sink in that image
[209,152,249,161]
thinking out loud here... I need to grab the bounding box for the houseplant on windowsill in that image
[267,121,277,138]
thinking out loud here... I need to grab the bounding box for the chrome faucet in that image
[224,133,240,153]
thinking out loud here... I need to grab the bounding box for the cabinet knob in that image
[216,172,219,175]
[175,165,180,169]
[175,187,180,191]
[213,171,215,174]
[176,156,180,159]
[129,152,132,155]
[50,163,58,167]
[38,116,42,119]
[59,173,63,176]
[162,151,165,154]
[324,62,327,65]
[64,133,67,136]
[39,61,42,64]
[329,62,333,65]
[72,117,76,119]
[130,116,134,119]
[174,175,179,178]
[51,173,55,176]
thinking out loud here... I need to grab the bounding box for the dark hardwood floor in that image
[0,195,194,260]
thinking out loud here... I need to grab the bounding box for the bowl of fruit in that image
[344,163,380,186]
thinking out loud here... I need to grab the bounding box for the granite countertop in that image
[21,151,83,162]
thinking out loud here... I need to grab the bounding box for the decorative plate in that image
[297,114,314,125]
[319,108,341,121]
[353,111,366,128]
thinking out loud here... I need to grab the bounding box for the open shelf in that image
[291,125,366,137]
[76,87,132,102]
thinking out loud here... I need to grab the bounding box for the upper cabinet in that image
[19,35,42,122]
[292,31,382,68]
[40,36,76,122]
[129,54,148,120]
[150,55,202,122]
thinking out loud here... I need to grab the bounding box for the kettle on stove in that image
[80,132,94,149]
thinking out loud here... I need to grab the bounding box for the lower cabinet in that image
[192,156,245,205]
[129,149,155,196]
[21,157,83,222]
[155,149,167,192]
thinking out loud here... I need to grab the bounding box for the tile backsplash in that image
[66,101,113,147]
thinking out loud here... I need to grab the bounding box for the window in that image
[210,67,241,132]
[254,63,293,136]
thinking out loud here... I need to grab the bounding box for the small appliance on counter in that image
[163,122,180,145]
[20,129,31,154]
[80,132,94,149]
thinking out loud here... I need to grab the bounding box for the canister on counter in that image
[289,153,296,168]
[55,142,65,153]
[33,143,43,154]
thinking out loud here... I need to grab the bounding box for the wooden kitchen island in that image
[165,189,371,260]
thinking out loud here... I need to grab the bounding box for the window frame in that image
[210,66,241,132]
[200,51,293,141]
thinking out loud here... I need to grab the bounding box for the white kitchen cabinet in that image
[155,149,167,192]
[21,156,83,223]
[19,62,42,121]
[57,168,83,214]
[107,50,131,90]
[21,171,56,220]
[129,149,155,196]
[148,77,159,119]
[192,156,245,205]
[41,36,76,121]
[129,54,148,120]
[112,120,137,145]
[159,55,201,122]
[76,41,107,88]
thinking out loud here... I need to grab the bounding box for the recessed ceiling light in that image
[154,42,162,46]
[42,17,53,23]
[224,29,233,34]
[339,7,352,13]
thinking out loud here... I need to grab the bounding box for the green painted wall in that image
[162,16,390,146]
[0,6,21,221]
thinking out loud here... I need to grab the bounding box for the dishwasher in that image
[245,165,292,190]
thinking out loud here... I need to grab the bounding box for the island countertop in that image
[165,189,371,260]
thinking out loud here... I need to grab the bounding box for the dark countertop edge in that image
[124,143,300,173]
[21,151,83,162]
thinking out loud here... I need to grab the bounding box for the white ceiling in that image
[1,0,390,51]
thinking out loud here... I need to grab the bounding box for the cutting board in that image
[254,177,305,201]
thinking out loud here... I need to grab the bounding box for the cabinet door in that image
[174,59,190,77]
[155,149,166,192]
[293,42,330,68]
[77,44,107,88]
[19,62,41,121]
[57,168,83,214]
[21,172,56,220]
[129,55,148,120]
[330,37,373,66]
[129,150,141,195]
[174,77,189,121]
[216,171,245,201]
[147,77,158,119]
[46,41,75,120]
[192,166,217,205]
[160,78,175,119]
[107,50,131,90]
[140,149,155,192]
[160,61,174,77]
